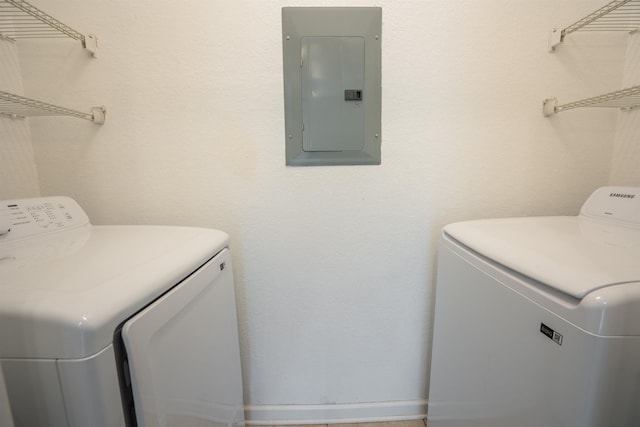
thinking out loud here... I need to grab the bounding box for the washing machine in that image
[428,186,640,427]
[0,196,245,427]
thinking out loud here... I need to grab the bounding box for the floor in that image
[255,420,427,427]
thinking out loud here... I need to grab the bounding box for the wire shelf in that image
[543,85,640,116]
[0,0,97,54]
[0,90,105,124]
[565,0,640,34]
[549,0,640,50]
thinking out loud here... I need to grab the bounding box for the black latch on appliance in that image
[344,89,363,101]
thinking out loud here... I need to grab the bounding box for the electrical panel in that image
[282,7,382,166]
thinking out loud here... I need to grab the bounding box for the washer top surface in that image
[444,186,640,300]
[0,197,229,359]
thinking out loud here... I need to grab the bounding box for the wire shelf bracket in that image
[549,0,640,52]
[0,0,98,56]
[0,91,106,124]
[543,85,640,116]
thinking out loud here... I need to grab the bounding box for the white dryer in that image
[0,196,244,427]
[428,186,640,427]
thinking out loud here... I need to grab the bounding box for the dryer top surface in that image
[0,197,229,359]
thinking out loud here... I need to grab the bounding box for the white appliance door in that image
[122,248,244,427]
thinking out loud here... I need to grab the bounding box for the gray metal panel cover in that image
[282,7,382,166]
[302,36,365,152]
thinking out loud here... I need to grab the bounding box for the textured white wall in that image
[6,0,629,423]
[0,40,40,200]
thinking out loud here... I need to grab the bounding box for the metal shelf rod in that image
[0,0,97,55]
[0,0,82,40]
[543,85,640,116]
[563,0,636,37]
[0,91,105,124]
[549,0,640,51]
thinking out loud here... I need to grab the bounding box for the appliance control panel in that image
[580,186,640,226]
[0,196,90,243]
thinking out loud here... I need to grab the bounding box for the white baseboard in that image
[244,400,428,425]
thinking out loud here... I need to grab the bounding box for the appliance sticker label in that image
[540,323,563,345]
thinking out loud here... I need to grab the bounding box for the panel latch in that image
[344,89,363,101]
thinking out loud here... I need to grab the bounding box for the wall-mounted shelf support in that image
[549,0,640,51]
[0,91,106,124]
[543,85,640,116]
[0,0,98,56]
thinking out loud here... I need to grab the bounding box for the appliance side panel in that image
[590,337,640,425]
[57,345,126,427]
[1,359,67,426]
[0,368,14,427]
[428,243,640,427]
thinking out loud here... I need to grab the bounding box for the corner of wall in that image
[0,39,41,199]
[609,32,640,186]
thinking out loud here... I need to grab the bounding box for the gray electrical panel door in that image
[302,36,365,152]
[282,7,381,166]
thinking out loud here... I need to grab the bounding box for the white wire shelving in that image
[0,0,97,54]
[543,85,640,116]
[0,91,105,124]
[544,0,640,116]
[549,0,640,51]
[0,1,104,124]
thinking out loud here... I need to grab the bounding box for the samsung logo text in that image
[609,193,635,199]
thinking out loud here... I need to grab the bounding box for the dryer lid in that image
[0,224,229,359]
[443,215,640,299]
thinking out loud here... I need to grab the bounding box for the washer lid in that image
[444,216,640,299]
[0,225,229,359]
